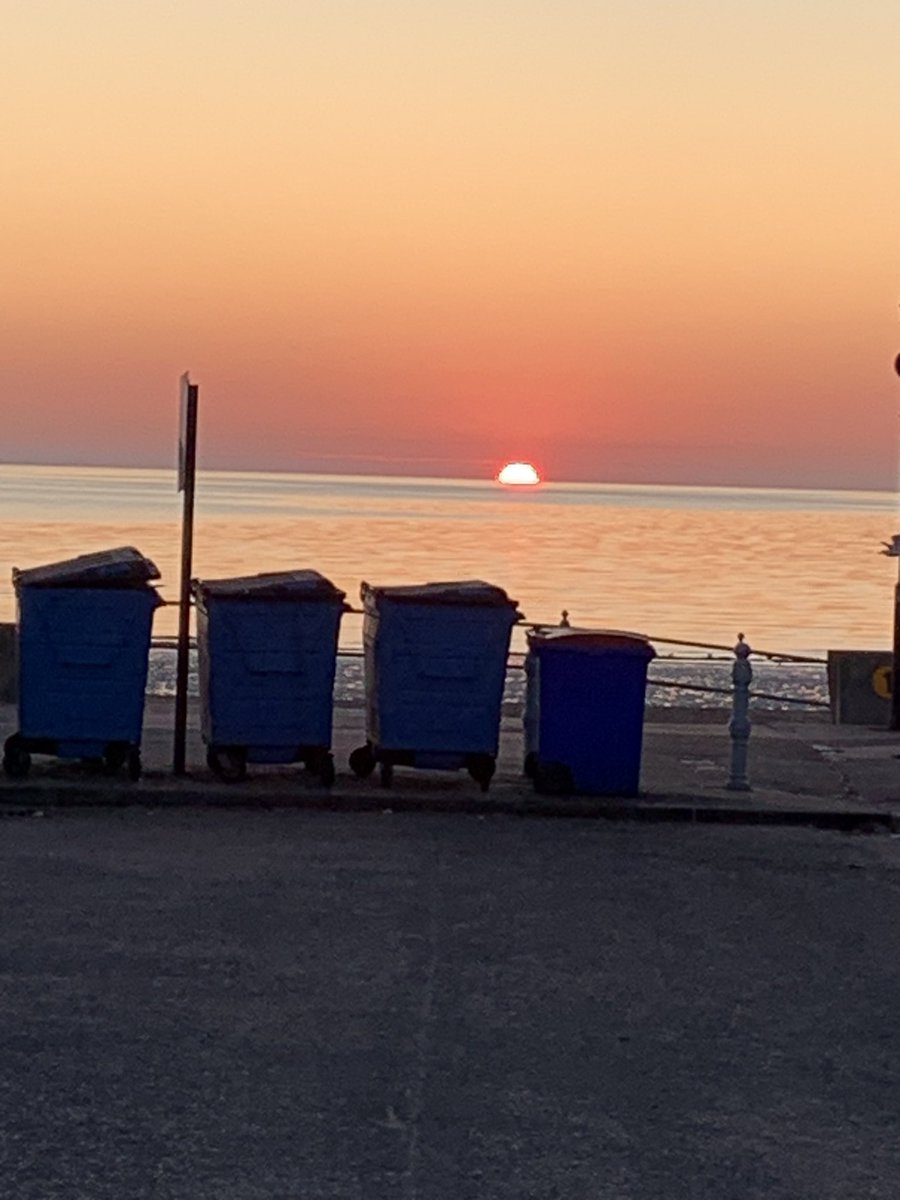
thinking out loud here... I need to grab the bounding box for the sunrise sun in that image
[497,461,541,486]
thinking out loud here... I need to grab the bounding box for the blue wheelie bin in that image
[349,580,521,791]
[3,547,163,780]
[193,570,348,784]
[524,628,656,796]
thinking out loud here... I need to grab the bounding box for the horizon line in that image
[0,458,895,499]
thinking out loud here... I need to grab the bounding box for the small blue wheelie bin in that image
[524,628,656,796]
[3,547,163,780]
[192,570,348,784]
[349,580,521,790]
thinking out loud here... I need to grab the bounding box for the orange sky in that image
[3,1,899,488]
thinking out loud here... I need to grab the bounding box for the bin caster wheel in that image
[523,751,538,779]
[104,743,129,774]
[379,761,394,788]
[127,749,142,782]
[3,734,31,780]
[319,754,336,788]
[349,744,376,779]
[534,761,574,796]
[207,745,247,783]
[466,753,495,792]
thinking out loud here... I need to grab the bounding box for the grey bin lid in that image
[527,627,656,658]
[192,569,347,604]
[13,546,161,590]
[361,579,520,611]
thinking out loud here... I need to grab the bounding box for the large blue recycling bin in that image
[350,580,521,790]
[193,570,348,783]
[524,629,656,796]
[4,547,162,779]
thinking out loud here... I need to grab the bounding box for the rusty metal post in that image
[174,373,199,775]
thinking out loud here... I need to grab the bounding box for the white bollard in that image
[727,633,752,791]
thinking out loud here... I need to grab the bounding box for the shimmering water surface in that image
[1,464,894,662]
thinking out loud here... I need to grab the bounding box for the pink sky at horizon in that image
[3,1,900,490]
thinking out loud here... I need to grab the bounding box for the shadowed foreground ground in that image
[1,811,898,1199]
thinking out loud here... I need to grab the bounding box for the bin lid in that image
[361,579,520,612]
[13,546,161,590]
[527,627,656,658]
[192,569,347,603]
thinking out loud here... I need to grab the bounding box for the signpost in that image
[174,372,199,775]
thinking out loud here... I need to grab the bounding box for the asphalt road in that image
[1,811,899,1199]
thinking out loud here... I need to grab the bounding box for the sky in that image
[3,0,899,489]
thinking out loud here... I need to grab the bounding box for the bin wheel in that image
[349,744,376,779]
[319,754,336,788]
[127,749,142,782]
[3,734,31,780]
[523,751,539,780]
[466,753,495,793]
[104,743,129,774]
[207,745,247,783]
[534,761,574,796]
[379,761,394,788]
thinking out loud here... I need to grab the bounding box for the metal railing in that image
[146,625,831,711]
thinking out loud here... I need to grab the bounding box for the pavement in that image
[2,697,899,830]
[4,699,900,1197]
[3,806,900,1198]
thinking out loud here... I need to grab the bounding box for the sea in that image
[1,463,897,711]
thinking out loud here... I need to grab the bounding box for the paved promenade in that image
[3,699,900,1197]
[1,697,898,828]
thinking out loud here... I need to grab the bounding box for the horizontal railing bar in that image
[147,637,825,669]
[651,678,830,707]
[643,635,826,664]
[0,595,836,666]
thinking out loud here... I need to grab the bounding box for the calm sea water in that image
[0,464,896,707]
[1,463,895,651]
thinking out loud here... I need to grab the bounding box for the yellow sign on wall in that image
[872,665,892,700]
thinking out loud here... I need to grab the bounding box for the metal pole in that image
[174,375,198,775]
[891,349,900,728]
[880,535,900,731]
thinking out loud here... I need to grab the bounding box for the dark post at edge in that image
[174,375,199,774]
[892,576,900,732]
[893,347,900,729]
